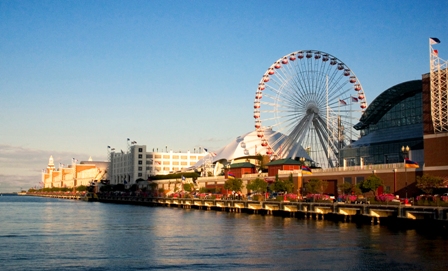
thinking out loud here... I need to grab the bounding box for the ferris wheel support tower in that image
[429,37,448,133]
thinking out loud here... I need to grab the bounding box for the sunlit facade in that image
[42,156,108,188]
[109,145,205,185]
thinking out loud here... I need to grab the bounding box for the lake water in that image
[1,195,447,271]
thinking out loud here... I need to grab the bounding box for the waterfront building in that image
[189,68,448,198]
[42,156,108,188]
[225,162,257,179]
[192,129,312,177]
[343,80,424,167]
[108,144,206,186]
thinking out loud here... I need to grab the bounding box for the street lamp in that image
[401,145,410,199]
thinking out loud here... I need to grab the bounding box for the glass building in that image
[340,80,423,166]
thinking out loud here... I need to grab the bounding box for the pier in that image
[24,192,448,229]
[27,193,83,200]
[96,194,448,228]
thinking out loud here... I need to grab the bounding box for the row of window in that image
[362,93,422,135]
[342,139,421,165]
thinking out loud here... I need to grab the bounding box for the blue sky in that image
[1,0,447,192]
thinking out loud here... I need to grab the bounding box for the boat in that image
[17,191,27,196]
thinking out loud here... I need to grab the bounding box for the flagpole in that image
[350,95,352,144]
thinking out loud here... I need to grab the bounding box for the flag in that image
[302,166,312,175]
[405,158,419,168]
[430,37,440,45]
[339,99,347,105]
[228,172,235,179]
[351,96,358,103]
[434,49,439,56]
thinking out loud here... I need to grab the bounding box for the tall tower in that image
[424,37,448,168]
[107,146,115,183]
[43,155,55,188]
[429,37,448,133]
[48,155,55,170]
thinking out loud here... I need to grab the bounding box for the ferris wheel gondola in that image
[253,50,367,168]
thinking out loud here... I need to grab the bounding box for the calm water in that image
[1,195,447,271]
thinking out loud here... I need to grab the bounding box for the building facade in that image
[109,145,206,185]
[341,80,424,167]
[42,156,108,188]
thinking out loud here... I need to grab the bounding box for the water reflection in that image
[1,197,448,270]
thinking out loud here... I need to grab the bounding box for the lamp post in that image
[299,157,305,199]
[401,145,410,199]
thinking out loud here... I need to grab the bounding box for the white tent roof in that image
[192,129,312,169]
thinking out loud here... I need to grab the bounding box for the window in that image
[138,154,142,159]
[344,177,352,184]
[138,173,142,177]
[138,167,142,171]
[138,148,143,152]
[355,176,364,184]
[138,160,142,165]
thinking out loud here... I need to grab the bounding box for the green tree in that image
[76,185,88,192]
[338,182,353,195]
[224,178,244,192]
[358,175,383,196]
[271,174,294,193]
[130,184,139,192]
[114,184,125,191]
[246,178,268,194]
[305,178,328,194]
[183,183,193,192]
[336,183,361,198]
[255,154,270,173]
[149,182,158,191]
[416,174,444,195]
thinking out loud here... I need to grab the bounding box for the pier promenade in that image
[96,194,448,229]
[27,192,448,229]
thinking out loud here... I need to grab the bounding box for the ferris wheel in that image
[253,50,367,168]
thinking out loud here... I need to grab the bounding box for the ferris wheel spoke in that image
[313,123,333,167]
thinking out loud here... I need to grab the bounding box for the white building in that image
[109,144,206,185]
